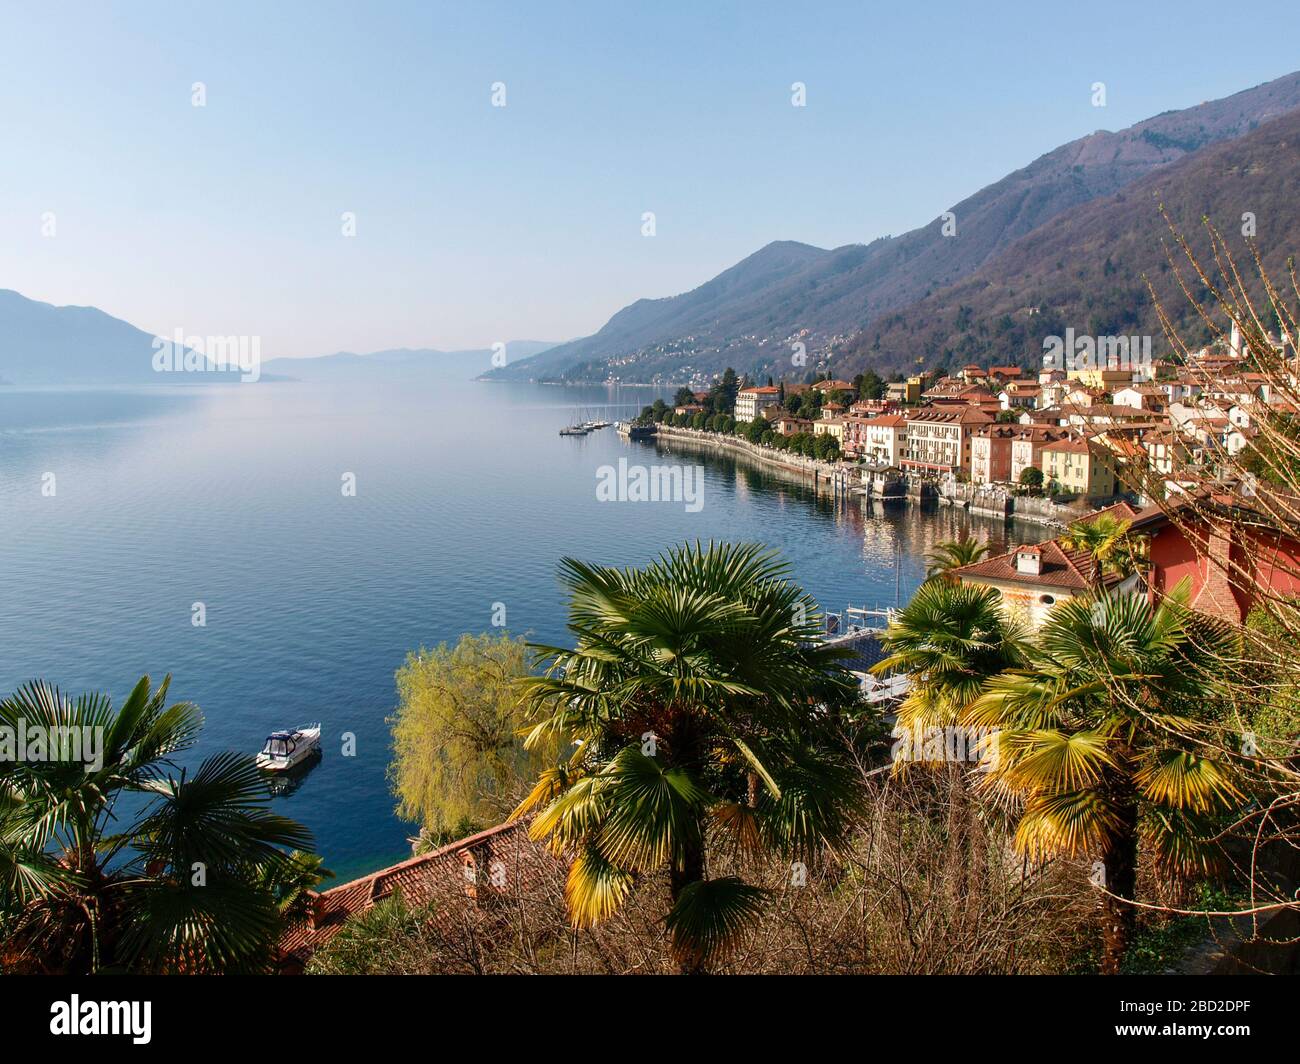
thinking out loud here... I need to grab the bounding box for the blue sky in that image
[2,0,1297,357]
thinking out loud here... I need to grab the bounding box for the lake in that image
[0,377,1047,879]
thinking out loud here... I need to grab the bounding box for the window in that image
[1040,595,1056,605]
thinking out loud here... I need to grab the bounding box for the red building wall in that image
[1149,517,1300,623]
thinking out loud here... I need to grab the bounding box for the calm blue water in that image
[0,379,1044,880]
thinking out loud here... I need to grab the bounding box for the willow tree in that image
[389,632,555,848]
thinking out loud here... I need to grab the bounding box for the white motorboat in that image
[256,724,322,772]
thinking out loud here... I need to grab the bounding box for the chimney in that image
[1015,545,1042,576]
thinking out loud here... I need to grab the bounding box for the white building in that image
[734,385,780,422]
[857,414,908,466]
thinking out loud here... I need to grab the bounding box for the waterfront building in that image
[901,405,993,476]
[854,413,908,466]
[1010,426,1069,483]
[1040,436,1118,497]
[735,385,780,422]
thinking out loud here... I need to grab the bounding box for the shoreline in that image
[642,425,1075,530]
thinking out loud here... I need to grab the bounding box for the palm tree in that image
[873,581,1027,906]
[925,536,991,580]
[963,585,1243,974]
[1061,514,1148,578]
[875,580,1028,754]
[513,542,863,972]
[0,676,313,973]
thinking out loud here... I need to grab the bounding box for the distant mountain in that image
[0,289,555,385]
[262,341,555,381]
[488,70,1300,384]
[836,105,1300,376]
[0,290,244,385]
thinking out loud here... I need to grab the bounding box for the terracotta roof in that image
[1077,500,1159,525]
[906,405,994,426]
[739,385,780,395]
[1011,425,1069,441]
[1041,437,1093,454]
[277,820,550,969]
[954,539,1123,592]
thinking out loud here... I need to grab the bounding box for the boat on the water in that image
[559,425,589,436]
[256,724,322,772]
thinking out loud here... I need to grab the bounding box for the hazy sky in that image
[2,0,1297,358]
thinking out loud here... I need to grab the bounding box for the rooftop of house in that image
[1040,437,1095,454]
[1011,425,1070,441]
[739,385,780,395]
[277,819,544,969]
[972,424,1028,439]
[953,538,1125,592]
[906,405,994,426]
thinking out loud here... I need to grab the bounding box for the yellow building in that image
[1040,437,1116,497]
[1067,367,1134,391]
[812,417,845,442]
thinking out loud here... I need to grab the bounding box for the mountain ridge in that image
[487,69,1300,384]
[835,105,1300,376]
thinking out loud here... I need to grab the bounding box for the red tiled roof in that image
[1041,437,1093,454]
[277,820,550,969]
[906,405,994,426]
[954,539,1123,592]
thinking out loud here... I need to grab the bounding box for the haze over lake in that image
[0,378,1046,879]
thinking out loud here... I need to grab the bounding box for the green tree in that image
[389,632,548,845]
[925,536,990,579]
[514,543,863,971]
[1019,466,1044,490]
[965,587,1243,973]
[711,368,739,414]
[0,676,311,974]
[876,581,1026,744]
[859,370,884,401]
[1061,514,1148,578]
